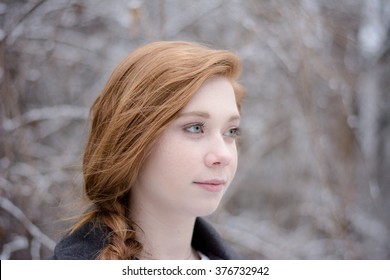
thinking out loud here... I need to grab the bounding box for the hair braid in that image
[97,201,142,260]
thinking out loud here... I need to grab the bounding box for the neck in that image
[130,195,199,260]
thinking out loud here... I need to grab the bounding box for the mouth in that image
[193,179,226,193]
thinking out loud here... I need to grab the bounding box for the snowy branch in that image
[2,105,89,133]
[0,236,29,260]
[0,197,56,253]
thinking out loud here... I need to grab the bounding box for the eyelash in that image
[184,122,241,138]
[225,127,241,138]
[184,122,206,134]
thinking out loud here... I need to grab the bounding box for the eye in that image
[223,127,241,138]
[184,122,205,134]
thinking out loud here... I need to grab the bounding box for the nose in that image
[204,136,235,168]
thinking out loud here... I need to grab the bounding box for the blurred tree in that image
[0,0,389,259]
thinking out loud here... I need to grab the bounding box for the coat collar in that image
[52,217,239,260]
[192,218,240,260]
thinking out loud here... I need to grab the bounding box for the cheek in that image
[160,141,199,173]
[147,137,198,179]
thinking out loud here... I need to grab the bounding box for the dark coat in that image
[51,217,239,260]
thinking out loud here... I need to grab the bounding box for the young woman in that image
[52,41,245,260]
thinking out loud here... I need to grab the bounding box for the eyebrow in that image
[179,111,240,122]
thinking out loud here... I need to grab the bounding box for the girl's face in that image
[132,76,240,217]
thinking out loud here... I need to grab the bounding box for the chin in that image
[190,199,222,217]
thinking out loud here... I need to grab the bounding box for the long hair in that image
[74,41,244,259]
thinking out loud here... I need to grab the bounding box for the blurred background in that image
[1,0,390,260]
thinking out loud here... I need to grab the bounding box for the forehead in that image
[181,76,239,116]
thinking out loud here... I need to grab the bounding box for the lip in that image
[193,179,226,193]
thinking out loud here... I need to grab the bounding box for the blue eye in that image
[224,127,241,138]
[184,123,205,134]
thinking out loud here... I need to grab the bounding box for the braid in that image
[97,200,142,260]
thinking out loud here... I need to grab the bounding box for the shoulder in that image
[192,217,241,260]
[51,222,109,260]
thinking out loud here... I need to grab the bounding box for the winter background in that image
[1,0,390,259]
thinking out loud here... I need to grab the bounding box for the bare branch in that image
[0,197,56,252]
[164,0,225,38]
[0,236,29,260]
[3,0,48,43]
[214,220,296,259]
[3,105,89,133]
